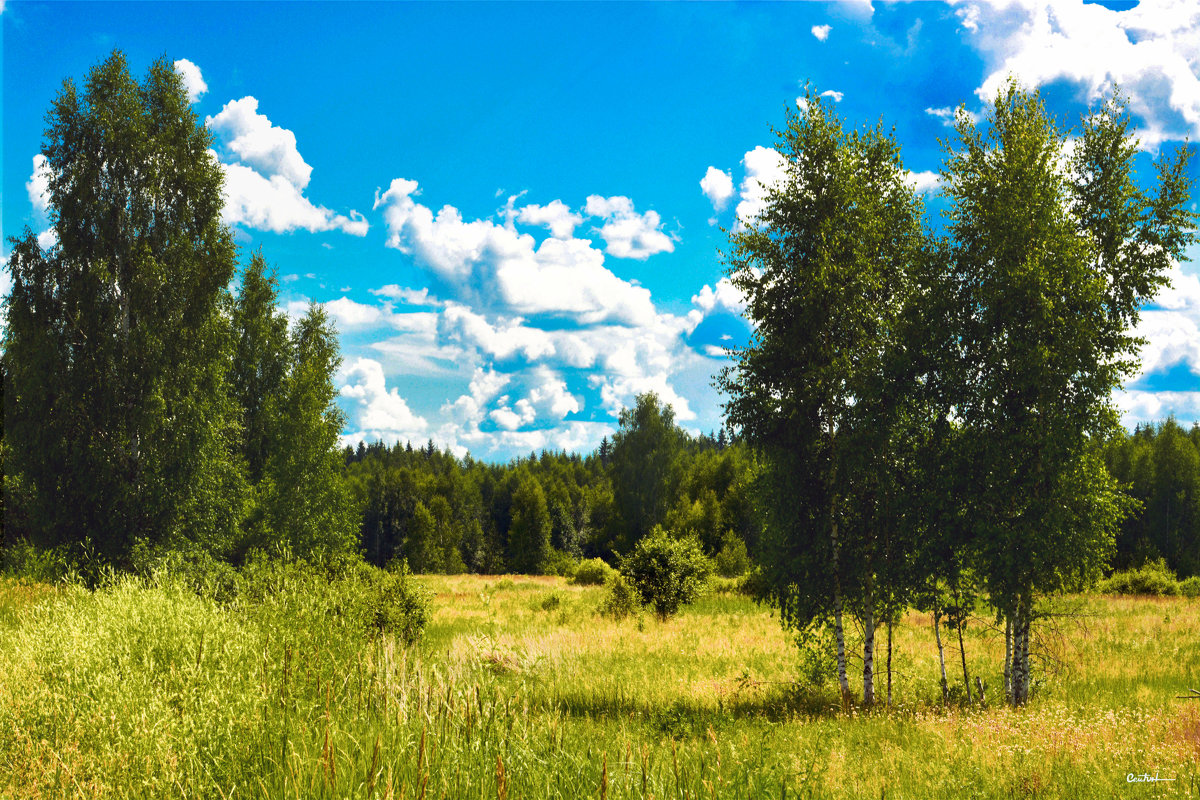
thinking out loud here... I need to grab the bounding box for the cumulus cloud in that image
[821,89,845,102]
[325,297,388,329]
[208,97,312,187]
[953,0,1200,148]
[206,97,368,235]
[439,304,556,362]
[735,146,788,228]
[516,200,583,239]
[27,154,51,219]
[218,159,369,235]
[373,178,658,325]
[584,195,675,260]
[699,166,734,213]
[906,170,940,194]
[173,59,207,103]
[370,284,444,307]
[812,24,832,41]
[1116,390,1200,427]
[339,357,429,444]
[690,277,748,319]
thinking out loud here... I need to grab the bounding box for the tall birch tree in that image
[941,82,1194,705]
[720,89,928,707]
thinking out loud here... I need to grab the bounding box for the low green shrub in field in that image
[714,532,750,577]
[1097,559,1180,596]
[571,557,615,585]
[599,572,640,619]
[619,526,712,619]
[1180,575,1200,598]
[542,548,578,577]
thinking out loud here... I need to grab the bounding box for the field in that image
[2,571,1199,799]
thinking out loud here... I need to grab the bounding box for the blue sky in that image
[5,1,1200,461]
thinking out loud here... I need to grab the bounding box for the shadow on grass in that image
[534,682,844,737]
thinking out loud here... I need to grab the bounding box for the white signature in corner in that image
[1127,771,1175,784]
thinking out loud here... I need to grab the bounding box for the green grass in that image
[2,570,1199,799]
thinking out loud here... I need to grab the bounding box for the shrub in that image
[714,532,750,578]
[1097,559,1179,597]
[599,572,640,620]
[542,548,578,577]
[1180,576,1200,599]
[619,526,712,619]
[571,557,616,586]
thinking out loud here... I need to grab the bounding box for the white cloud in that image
[206,97,367,236]
[373,178,658,325]
[439,304,556,362]
[700,166,734,213]
[906,170,941,194]
[207,97,312,188]
[821,90,845,103]
[339,357,429,445]
[690,277,748,318]
[218,158,369,235]
[796,97,810,112]
[516,200,583,239]
[954,0,1200,148]
[1115,390,1200,427]
[735,146,789,229]
[812,24,832,41]
[27,154,51,219]
[37,229,58,250]
[584,195,675,260]
[325,297,386,329]
[173,59,207,103]
[370,284,444,307]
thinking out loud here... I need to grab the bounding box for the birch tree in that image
[941,81,1194,705]
[720,89,928,707]
[4,52,245,563]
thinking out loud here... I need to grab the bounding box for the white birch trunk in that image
[934,602,949,705]
[1004,615,1012,705]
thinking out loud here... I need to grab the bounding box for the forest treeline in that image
[342,397,758,576]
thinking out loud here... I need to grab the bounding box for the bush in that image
[542,548,578,577]
[1097,559,1180,597]
[571,557,616,586]
[1180,576,1200,599]
[599,572,640,620]
[714,532,750,578]
[619,526,712,619]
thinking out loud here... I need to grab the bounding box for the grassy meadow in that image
[2,570,1199,799]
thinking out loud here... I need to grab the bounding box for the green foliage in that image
[609,393,686,548]
[506,472,552,574]
[598,572,640,620]
[1180,576,1200,599]
[4,51,245,564]
[619,526,713,619]
[358,560,430,645]
[714,532,750,578]
[1105,419,1200,577]
[1097,559,1180,597]
[541,548,578,577]
[571,557,616,586]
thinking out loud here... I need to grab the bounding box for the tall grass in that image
[2,570,1198,799]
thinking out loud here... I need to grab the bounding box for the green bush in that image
[599,572,640,620]
[714,532,750,578]
[1180,576,1200,599]
[542,548,578,577]
[619,526,712,619]
[1097,559,1180,597]
[571,557,616,586]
